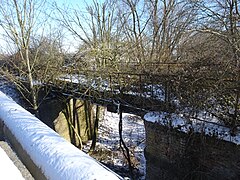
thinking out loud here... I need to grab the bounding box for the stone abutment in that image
[144,115,240,180]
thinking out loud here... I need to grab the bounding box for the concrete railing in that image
[0,91,121,180]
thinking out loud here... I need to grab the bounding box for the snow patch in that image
[144,111,240,145]
[91,110,146,179]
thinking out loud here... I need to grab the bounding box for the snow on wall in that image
[0,91,121,180]
[0,147,24,180]
[144,111,240,145]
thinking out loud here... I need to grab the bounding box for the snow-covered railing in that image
[0,91,121,180]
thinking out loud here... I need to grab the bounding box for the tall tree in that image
[116,0,197,72]
[0,0,64,115]
[55,0,121,71]
[193,0,239,66]
[176,0,240,127]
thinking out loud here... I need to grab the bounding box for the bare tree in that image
[192,0,239,66]
[146,0,197,64]
[174,0,240,128]
[30,31,65,83]
[0,0,64,115]
[55,0,122,72]
[114,0,197,73]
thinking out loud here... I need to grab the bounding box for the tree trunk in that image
[25,48,39,116]
[90,105,100,152]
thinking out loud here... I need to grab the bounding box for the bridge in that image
[44,69,176,115]
[0,91,122,179]
[0,62,238,179]
[0,63,184,179]
[37,63,238,116]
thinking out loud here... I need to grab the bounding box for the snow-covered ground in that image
[57,74,166,101]
[0,147,24,180]
[144,111,240,145]
[84,110,146,179]
[58,74,112,92]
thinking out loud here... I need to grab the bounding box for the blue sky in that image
[0,0,105,54]
[55,0,104,8]
[52,0,105,52]
[56,0,86,7]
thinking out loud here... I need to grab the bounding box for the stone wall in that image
[54,99,105,146]
[38,97,105,147]
[144,120,240,180]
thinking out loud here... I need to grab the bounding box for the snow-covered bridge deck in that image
[0,91,121,180]
[47,72,168,116]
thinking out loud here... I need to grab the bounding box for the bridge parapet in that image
[0,91,121,180]
[144,112,240,179]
